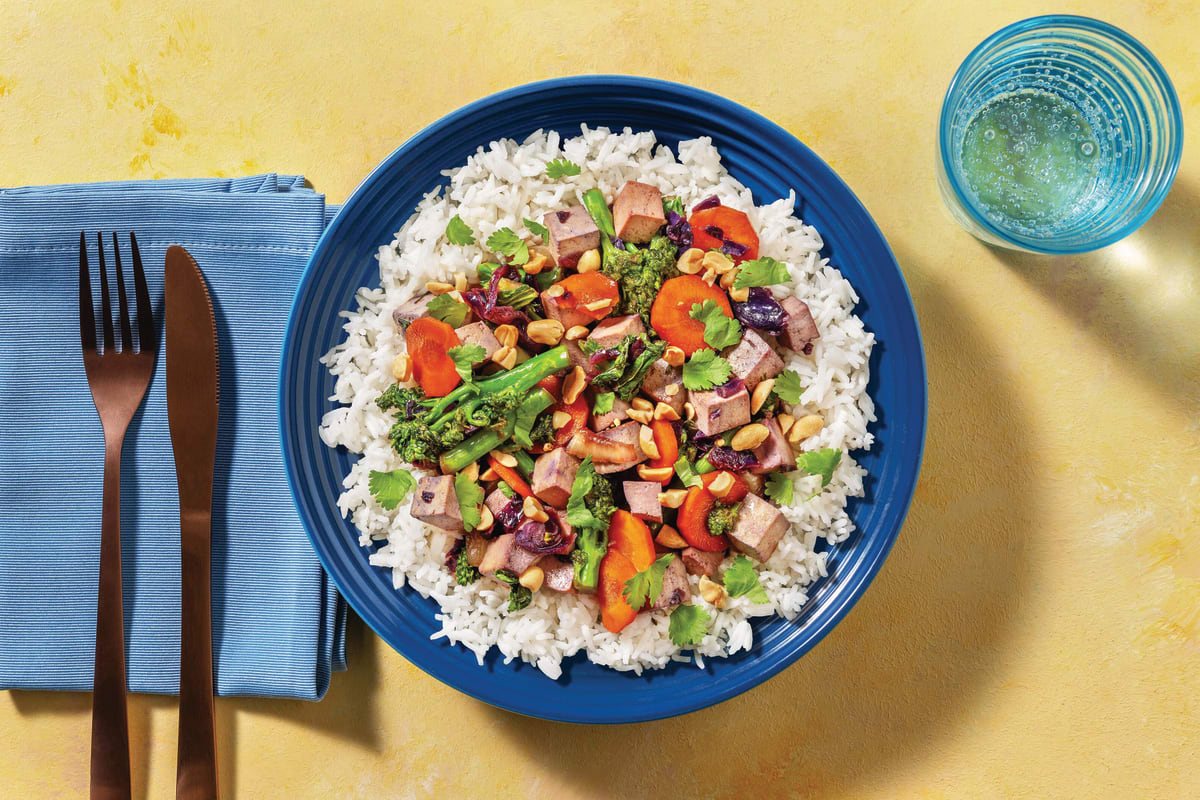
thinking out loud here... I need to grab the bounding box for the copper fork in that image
[79,231,156,800]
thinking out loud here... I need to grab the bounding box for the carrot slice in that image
[487,455,533,499]
[555,272,619,322]
[650,275,734,356]
[688,206,759,264]
[599,548,639,633]
[645,420,678,484]
[676,471,748,552]
[608,509,655,571]
[407,317,462,397]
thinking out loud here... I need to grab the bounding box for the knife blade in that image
[164,245,220,800]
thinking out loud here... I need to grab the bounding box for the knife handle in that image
[177,509,218,800]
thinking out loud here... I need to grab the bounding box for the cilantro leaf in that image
[764,471,795,505]
[797,448,842,496]
[772,370,804,404]
[446,343,486,382]
[689,299,742,350]
[723,555,770,603]
[733,256,790,289]
[427,293,470,327]
[367,469,415,510]
[681,349,733,391]
[565,457,607,534]
[668,604,710,648]
[593,392,615,416]
[485,227,530,266]
[524,217,549,239]
[454,472,484,530]
[673,456,702,488]
[445,214,476,246]
[623,553,675,609]
[545,157,581,178]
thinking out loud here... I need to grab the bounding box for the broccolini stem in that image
[695,456,716,475]
[581,188,620,266]
[422,345,569,421]
[511,449,535,479]
[438,389,555,474]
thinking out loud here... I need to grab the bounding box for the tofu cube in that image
[588,314,644,350]
[728,494,788,562]
[542,205,600,267]
[622,481,663,524]
[725,329,784,390]
[751,416,796,474]
[409,475,463,533]
[613,181,666,244]
[453,321,500,362]
[649,555,691,609]
[688,387,751,437]
[478,533,543,576]
[541,290,596,331]
[593,421,649,474]
[541,558,575,592]
[681,547,725,577]
[641,358,685,413]
[392,293,435,330]
[564,339,599,378]
[590,396,631,431]
[778,296,820,353]
[531,448,580,509]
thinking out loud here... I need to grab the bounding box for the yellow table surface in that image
[3,1,1198,797]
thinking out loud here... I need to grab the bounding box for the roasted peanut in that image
[776,413,795,436]
[491,346,517,370]
[494,324,518,349]
[565,325,589,341]
[391,352,412,382]
[655,525,688,549]
[552,410,572,429]
[639,425,660,459]
[454,272,468,292]
[683,401,697,422]
[526,319,565,346]
[731,423,770,451]
[653,402,680,421]
[523,495,549,523]
[707,471,735,499]
[789,414,824,443]
[630,397,653,412]
[475,505,494,532]
[490,450,518,468]
[519,565,544,592]
[676,248,704,275]
[544,284,565,299]
[664,383,680,397]
[523,252,548,275]
[576,249,601,274]
[658,489,688,509]
[460,461,480,483]
[479,466,499,482]
[562,366,586,405]
[664,346,686,367]
[750,379,775,414]
[699,575,728,607]
[637,464,674,483]
[425,281,455,295]
[583,298,612,312]
[702,251,734,274]
[627,408,653,425]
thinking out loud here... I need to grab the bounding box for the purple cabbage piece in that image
[588,347,619,365]
[732,287,786,335]
[665,211,692,254]
[714,377,745,398]
[610,236,626,250]
[514,516,575,555]
[721,239,749,258]
[704,225,724,240]
[629,337,646,359]
[692,195,721,213]
[706,446,760,472]
[495,497,525,537]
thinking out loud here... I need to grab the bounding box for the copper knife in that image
[164,245,220,800]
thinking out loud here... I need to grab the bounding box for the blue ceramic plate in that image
[280,76,926,723]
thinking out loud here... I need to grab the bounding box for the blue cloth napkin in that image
[0,174,346,700]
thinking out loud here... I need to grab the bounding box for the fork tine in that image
[111,232,133,352]
[129,232,154,353]
[78,232,97,352]
[96,232,115,353]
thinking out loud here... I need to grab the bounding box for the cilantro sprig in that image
[764,472,795,505]
[446,343,486,382]
[368,469,415,510]
[565,456,607,534]
[797,448,842,498]
[681,349,733,391]
[722,555,769,604]
[622,553,675,609]
[668,604,710,648]
[772,370,804,404]
[445,214,476,246]
[593,392,616,416]
[689,300,742,350]
[427,294,470,327]
[485,227,530,266]
[524,217,549,239]
[733,256,790,289]
[545,157,581,178]
[454,472,484,530]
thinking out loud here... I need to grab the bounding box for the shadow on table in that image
[8,610,381,799]
[481,248,1046,797]
[994,180,1200,412]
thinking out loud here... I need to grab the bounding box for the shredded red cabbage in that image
[706,446,760,472]
[692,195,721,212]
[494,497,525,537]
[445,538,465,571]
[665,211,692,254]
[714,377,745,398]
[514,515,575,555]
[588,348,618,365]
[720,239,749,258]
[610,236,626,250]
[732,287,786,335]
[704,225,724,240]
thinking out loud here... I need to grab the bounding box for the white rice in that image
[318,126,875,679]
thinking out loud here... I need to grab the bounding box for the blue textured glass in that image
[938,15,1182,253]
[280,76,927,722]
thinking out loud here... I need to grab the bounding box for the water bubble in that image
[983,128,996,141]
[1080,141,1095,157]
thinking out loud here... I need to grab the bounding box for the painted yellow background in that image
[2,1,1198,797]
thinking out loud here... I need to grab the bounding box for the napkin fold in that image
[0,174,346,700]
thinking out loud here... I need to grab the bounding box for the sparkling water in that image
[958,90,1109,237]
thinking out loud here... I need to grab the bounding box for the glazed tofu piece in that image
[478,533,543,576]
[410,475,463,533]
[778,296,820,354]
[588,314,644,350]
[531,448,580,509]
[590,396,631,431]
[613,180,666,244]
[641,359,685,414]
[689,386,751,437]
[728,494,788,562]
[453,321,500,362]
[751,417,796,474]
[593,421,649,474]
[542,289,596,331]
[541,558,575,592]
[725,329,784,390]
[392,293,435,329]
[485,487,516,521]
[542,205,600,267]
[649,555,690,609]
[563,339,599,378]
[622,481,663,524]
[681,547,725,577]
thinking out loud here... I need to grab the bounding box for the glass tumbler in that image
[938,15,1182,254]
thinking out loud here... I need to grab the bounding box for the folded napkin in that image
[0,174,346,700]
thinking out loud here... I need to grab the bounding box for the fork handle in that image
[91,439,131,800]
[177,510,218,800]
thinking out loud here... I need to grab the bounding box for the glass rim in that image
[938,14,1184,254]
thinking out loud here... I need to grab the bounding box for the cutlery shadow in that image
[482,257,1045,797]
[993,181,1200,412]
